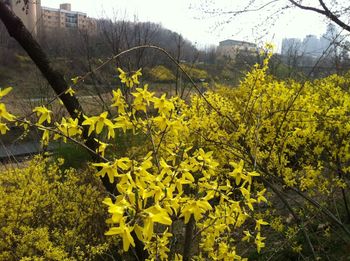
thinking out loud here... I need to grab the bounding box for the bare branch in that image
[318,0,350,33]
[288,0,326,14]
[203,0,280,16]
[288,0,350,33]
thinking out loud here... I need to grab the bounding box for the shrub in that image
[2,47,350,260]
[147,65,176,82]
[0,156,115,260]
[180,64,208,81]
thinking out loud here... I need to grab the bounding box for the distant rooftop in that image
[41,5,86,16]
[219,39,257,47]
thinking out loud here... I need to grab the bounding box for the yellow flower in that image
[65,86,75,96]
[71,76,80,84]
[153,115,168,131]
[0,103,15,121]
[114,115,133,133]
[105,219,135,251]
[117,68,142,88]
[245,171,260,184]
[242,230,253,242]
[0,122,9,134]
[93,161,118,183]
[66,118,82,136]
[132,85,154,112]
[33,106,52,125]
[82,112,115,138]
[152,94,175,115]
[131,68,142,85]
[54,118,82,142]
[257,189,268,203]
[180,200,212,223]
[0,86,12,99]
[229,160,244,185]
[103,197,125,223]
[95,138,109,157]
[111,89,127,114]
[255,232,266,253]
[142,205,172,240]
[40,128,50,146]
[255,219,268,231]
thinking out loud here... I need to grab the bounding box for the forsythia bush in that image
[180,64,208,81]
[147,65,176,82]
[1,46,350,259]
[0,157,113,260]
[0,66,268,260]
[214,59,350,195]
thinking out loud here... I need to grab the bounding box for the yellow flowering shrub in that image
[1,68,269,260]
[0,157,113,260]
[147,65,176,82]
[180,64,208,81]
[1,47,350,259]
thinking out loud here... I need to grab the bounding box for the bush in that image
[147,65,176,82]
[0,156,115,260]
[2,48,350,260]
[180,64,208,81]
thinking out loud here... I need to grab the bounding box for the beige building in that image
[8,1,97,35]
[41,3,97,34]
[217,39,258,60]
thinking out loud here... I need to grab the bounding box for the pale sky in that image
[41,0,329,50]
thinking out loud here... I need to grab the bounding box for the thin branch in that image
[290,186,350,237]
[288,0,326,15]
[200,0,280,17]
[318,0,350,32]
[15,118,108,162]
[261,177,317,260]
[288,0,350,33]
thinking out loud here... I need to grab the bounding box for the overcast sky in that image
[41,0,328,50]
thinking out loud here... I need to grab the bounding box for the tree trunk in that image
[0,3,148,258]
[0,1,115,193]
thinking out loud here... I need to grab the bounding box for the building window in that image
[66,23,77,28]
[65,13,78,25]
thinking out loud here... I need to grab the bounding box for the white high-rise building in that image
[281,24,339,58]
[302,35,322,57]
[281,38,302,56]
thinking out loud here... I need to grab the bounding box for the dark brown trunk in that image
[183,216,194,261]
[0,1,115,193]
[0,3,147,258]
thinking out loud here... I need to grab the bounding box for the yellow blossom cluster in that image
[0,87,15,134]
[3,50,350,259]
[0,68,266,259]
[0,157,112,260]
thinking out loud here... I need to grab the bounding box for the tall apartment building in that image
[281,38,302,56]
[7,1,97,35]
[41,3,97,33]
[281,24,338,58]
